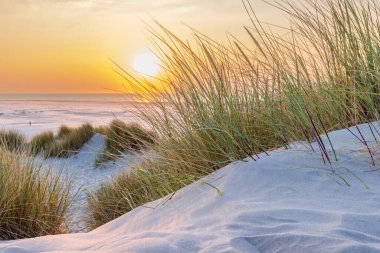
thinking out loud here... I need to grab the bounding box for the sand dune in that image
[35,133,136,232]
[1,123,380,252]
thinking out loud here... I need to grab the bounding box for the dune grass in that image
[0,148,72,239]
[86,0,380,228]
[0,131,26,153]
[96,120,155,165]
[87,171,138,228]
[94,125,109,136]
[57,125,73,139]
[46,123,94,158]
[29,131,55,156]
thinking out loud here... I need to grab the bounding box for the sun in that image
[132,52,160,76]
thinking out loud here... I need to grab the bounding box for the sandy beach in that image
[0,94,147,138]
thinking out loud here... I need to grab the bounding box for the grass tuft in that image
[96,120,155,165]
[0,148,72,239]
[0,131,26,153]
[57,125,73,139]
[47,123,94,158]
[86,0,380,228]
[29,131,55,156]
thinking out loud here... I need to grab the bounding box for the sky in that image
[0,0,286,94]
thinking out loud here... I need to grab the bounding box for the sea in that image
[0,93,149,138]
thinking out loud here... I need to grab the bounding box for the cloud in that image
[2,0,243,14]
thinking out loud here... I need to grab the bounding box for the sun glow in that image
[132,52,161,76]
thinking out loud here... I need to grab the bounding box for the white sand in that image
[1,123,380,252]
[35,134,137,232]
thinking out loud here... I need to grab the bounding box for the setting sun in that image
[132,52,161,76]
[1,1,380,252]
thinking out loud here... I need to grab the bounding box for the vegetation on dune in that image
[25,124,94,158]
[87,0,380,228]
[87,171,140,229]
[96,119,155,165]
[57,125,73,139]
[46,123,94,158]
[0,131,26,153]
[94,125,109,136]
[29,131,55,156]
[0,148,72,239]
[106,120,154,152]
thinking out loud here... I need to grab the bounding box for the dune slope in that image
[1,123,380,253]
[36,133,137,232]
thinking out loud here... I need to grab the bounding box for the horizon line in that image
[0,92,133,95]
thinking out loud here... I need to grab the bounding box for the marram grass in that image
[96,119,155,165]
[0,131,26,153]
[84,0,377,228]
[29,131,55,156]
[57,125,73,139]
[0,148,72,239]
[46,123,94,158]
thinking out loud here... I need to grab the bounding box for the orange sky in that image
[0,1,285,94]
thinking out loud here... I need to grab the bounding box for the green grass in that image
[25,124,96,158]
[96,120,155,165]
[85,0,380,228]
[87,171,141,228]
[29,131,55,156]
[94,125,109,136]
[0,148,72,239]
[57,125,73,139]
[46,123,94,158]
[0,131,26,153]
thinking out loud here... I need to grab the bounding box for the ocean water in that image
[0,94,149,138]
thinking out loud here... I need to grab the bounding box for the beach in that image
[0,94,147,138]
[0,94,146,232]
[1,0,380,251]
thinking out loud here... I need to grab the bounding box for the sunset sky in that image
[0,0,285,94]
